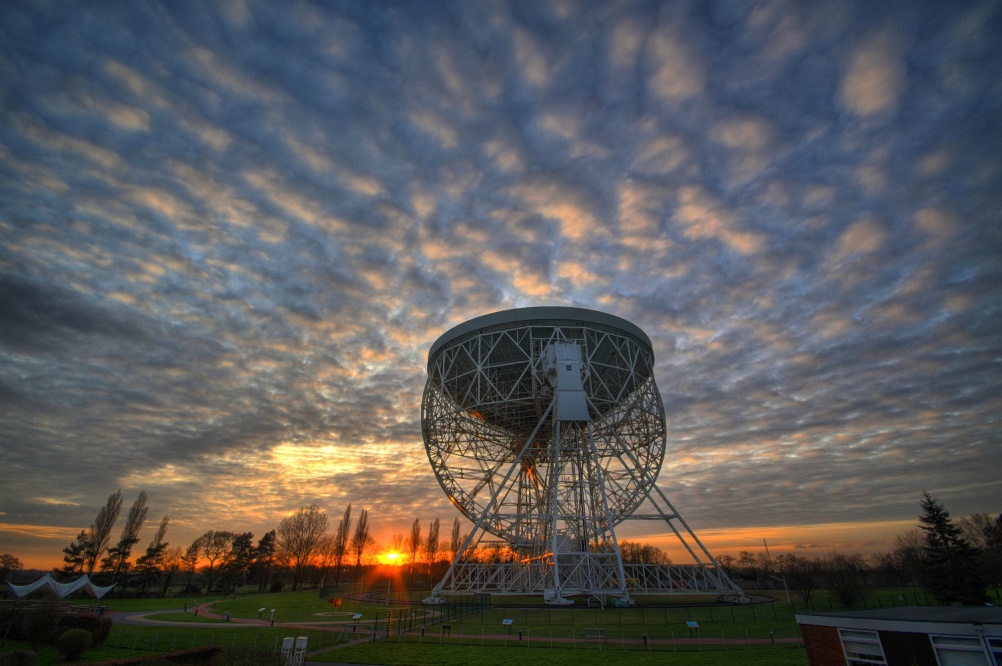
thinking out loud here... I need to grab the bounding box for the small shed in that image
[796,605,1002,665]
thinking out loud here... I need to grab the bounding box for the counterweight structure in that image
[421,307,745,604]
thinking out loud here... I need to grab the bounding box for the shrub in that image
[0,651,39,666]
[269,581,282,593]
[59,613,113,646]
[56,627,92,661]
[20,603,60,650]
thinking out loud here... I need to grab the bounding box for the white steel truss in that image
[421,308,746,604]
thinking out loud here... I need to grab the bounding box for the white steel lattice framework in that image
[421,307,746,605]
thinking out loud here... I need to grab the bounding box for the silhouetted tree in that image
[331,505,352,587]
[61,530,90,574]
[716,554,736,578]
[277,504,329,591]
[251,530,277,593]
[449,517,462,563]
[983,514,1002,597]
[919,492,987,605]
[425,518,440,567]
[738,551,761,585]
[350,508,372,572]
[85,490,123,574]
[181,538,201,590]
[157,545,183,597]
[0,553,23,582]
[134,515,170,595]
[102,491,149,582]
[196,530,235,594]
[888,528,926,586]
[406,518,421,569]
[955,513,993,551]
[821,553,869,608]
[222,532,255,590]
[619,541,671,564]
[776,554,819,606]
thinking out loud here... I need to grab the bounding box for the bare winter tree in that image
[450,516,462,562]
[277,504,329,591]
[776,553,819,606]
[957,513,993,551]
[821,553,870,608]
[407,518,422,567]
[350,508,372,571]
[425,518,440,567]
[198,529,236,594]
[85,490,123,574]
[619,541,671,565]
[315,533,339,587]
[0,554,23,582]
[331,504,352,587]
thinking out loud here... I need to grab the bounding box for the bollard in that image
[519,629,522,641]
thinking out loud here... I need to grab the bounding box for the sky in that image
[1,0,1000,571]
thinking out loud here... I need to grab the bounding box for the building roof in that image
[797,605,1002,634]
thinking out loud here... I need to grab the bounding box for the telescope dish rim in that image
[428,306,652,364]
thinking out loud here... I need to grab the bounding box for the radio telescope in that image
[421,307,745,605]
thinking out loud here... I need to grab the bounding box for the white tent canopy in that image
[6,573,116,600]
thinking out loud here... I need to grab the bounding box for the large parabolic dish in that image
[422,306,745,603]
[422,307,666,547]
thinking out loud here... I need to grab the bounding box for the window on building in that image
[930,635,991,666]
[987,637,1002,665]
[839,628,887,665]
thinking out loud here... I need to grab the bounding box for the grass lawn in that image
[1,585,964,665]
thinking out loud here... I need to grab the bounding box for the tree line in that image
[3,491,996,603]
[45,494,376,597]
[714,493,1001,607]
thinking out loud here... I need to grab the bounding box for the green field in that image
[0,585,963,665]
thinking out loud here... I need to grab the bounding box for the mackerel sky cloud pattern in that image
[1,0,1000,566]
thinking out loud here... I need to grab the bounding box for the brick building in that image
[796,606,1002,665]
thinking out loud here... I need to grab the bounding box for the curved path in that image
[110,598,803,665]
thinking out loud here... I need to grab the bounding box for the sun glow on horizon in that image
[378,551,404,566]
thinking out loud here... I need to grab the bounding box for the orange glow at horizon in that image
[378,551,404,566]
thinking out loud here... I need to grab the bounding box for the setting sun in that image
[378,551,404,566]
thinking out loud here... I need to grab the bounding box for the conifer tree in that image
[61,530,90,574]
[919,492,987,605]
[252,530,277,593]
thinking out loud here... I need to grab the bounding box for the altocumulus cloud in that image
[1,0,1000,566]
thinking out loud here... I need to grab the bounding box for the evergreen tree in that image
[918,492,987,605]
[223,532,256,590]
[134,515,170,595]
[983,513,1002,598]
[252,530,277,593]
[61,530,90,574]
